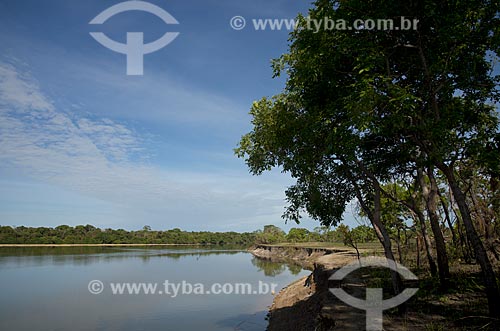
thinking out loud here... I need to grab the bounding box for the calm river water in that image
[0,246,308,331]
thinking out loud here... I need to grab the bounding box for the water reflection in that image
[0,246,244,268]
[0,247,309,331]
[251,256,303,277]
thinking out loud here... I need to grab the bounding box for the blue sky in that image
[0,0,360,231]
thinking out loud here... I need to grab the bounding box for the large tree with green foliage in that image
[254,225,287,244]
[237,0,500,315]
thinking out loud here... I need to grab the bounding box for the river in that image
[0,246,308,331]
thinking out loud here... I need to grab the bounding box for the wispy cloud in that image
[0,63,54,111]
[0,61,292,230]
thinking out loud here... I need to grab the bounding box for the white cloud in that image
[0,61,293,231]
[0,64,54,111]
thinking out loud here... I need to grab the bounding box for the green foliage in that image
[254,225,287,244]
[336,224,357,249]
[0,225,257,246]
[334,224,377,259]
[286,228,311,242]
[236,0,499,300]
[350,225,378,243]
[236,0,500,225]
[0,224,379,245]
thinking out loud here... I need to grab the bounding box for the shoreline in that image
[249,244,371,331]
[250,244,483,331]
[249,243,358,269]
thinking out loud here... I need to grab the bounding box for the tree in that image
[381,181,438,276]
[337,224,361,261]
[286,228,310,243]
[351,225,377,243]
[236,0,500,314]
[0,226,258,246]
[255,225,287,244]
[417,167,450,288]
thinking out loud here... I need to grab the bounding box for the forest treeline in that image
[253,224,377,244]
[0,224,375,246]
[0,225,256,245]
[0,224,376,247]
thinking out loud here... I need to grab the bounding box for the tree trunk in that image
[450,192,473,263]
[396,227,404,264]
[416,232,421,269]
[437,188,457,247]
[414,210,438,277]
[372,182,403,295]
[418,167,450,289]
[379,182,438,276]
[353,179,403,296]
[440,164,500,317]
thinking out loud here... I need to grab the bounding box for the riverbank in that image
[250,244,366,330]
[250,244,496,331]
[250,243,362,270]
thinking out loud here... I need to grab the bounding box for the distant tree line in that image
[0,225,256,246]
[253,224,377,245]
[0,223,377,246]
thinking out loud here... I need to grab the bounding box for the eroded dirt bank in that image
[250,244,367,330]
[250,244,433,331]
[249,244,357,270]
